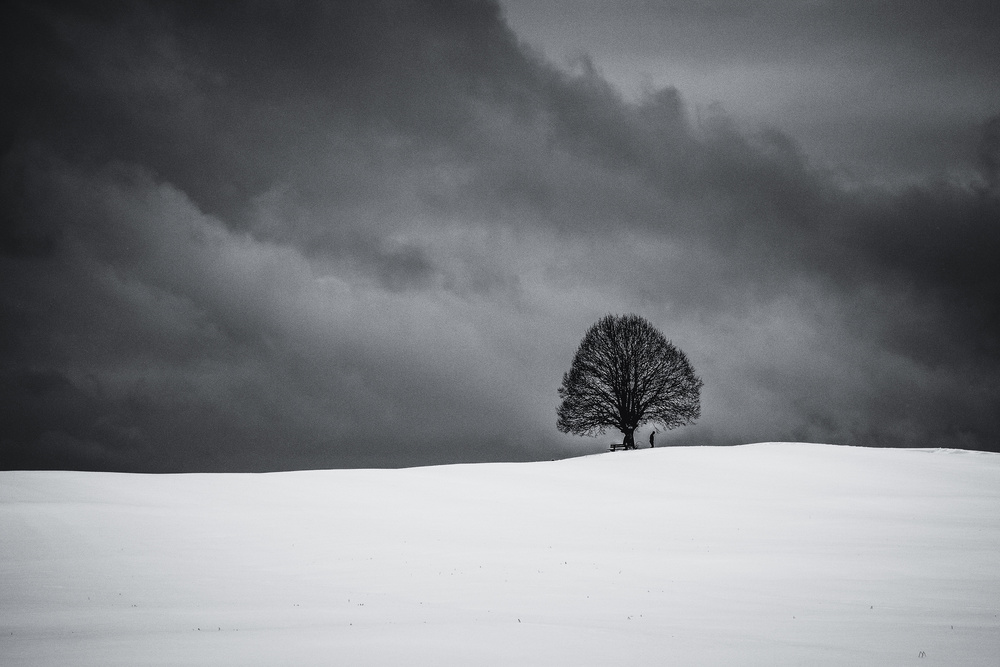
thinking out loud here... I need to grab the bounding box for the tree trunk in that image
[623,428,636,450]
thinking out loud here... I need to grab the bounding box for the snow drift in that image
[2,443,998,666]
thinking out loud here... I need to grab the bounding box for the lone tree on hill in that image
[557,314,702,449]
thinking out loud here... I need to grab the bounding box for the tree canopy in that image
[557,314,702,448]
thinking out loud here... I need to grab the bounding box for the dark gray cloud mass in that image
[1,0,998,471]
[505,0,1000,180]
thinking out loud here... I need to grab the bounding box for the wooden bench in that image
[609,443,629,452]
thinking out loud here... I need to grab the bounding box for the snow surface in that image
[2,443,998,666]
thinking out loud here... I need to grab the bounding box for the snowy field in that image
[2,442,998,666]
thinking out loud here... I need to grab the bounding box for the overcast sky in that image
[2,0,998,472]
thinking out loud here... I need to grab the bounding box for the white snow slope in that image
[2,443,998,666]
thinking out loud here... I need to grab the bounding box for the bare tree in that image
[557,314,702,449]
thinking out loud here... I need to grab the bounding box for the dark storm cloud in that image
[2,0,998,471]
[504,0,1000,179]
[3,1,535,226]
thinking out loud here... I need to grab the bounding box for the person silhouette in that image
[649,431,655,448]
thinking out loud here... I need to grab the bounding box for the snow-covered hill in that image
[2,443,998,666]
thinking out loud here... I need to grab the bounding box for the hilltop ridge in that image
[2,443,998,666]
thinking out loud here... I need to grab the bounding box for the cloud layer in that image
[2,0,998,471]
